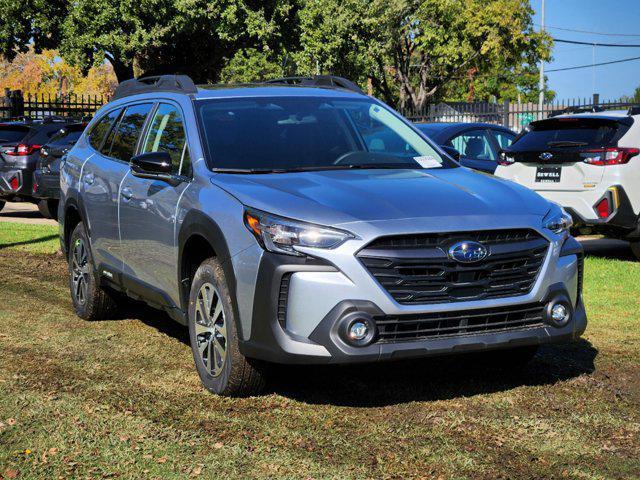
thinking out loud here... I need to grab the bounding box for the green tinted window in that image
[89,109,120,151]
[107,103,153,161]
[142,103,190,175]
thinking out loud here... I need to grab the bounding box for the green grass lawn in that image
[0,221,59,254]
[0,222,638,479]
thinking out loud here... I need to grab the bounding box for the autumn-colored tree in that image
[0,47,117,97]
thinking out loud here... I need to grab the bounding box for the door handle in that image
[83,173,95,185]
[120,187,133,200]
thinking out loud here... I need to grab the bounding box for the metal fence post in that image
[502,99,510,129]
[593,93,599,106]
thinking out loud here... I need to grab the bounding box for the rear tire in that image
[0,200,4,212]
[630,241,640,261]
[188,257,266,396]
[68,222,118,320]
[37,199,59,220]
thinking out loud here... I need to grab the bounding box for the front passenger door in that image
[119,102,191,308]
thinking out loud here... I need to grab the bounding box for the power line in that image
[535,24,640,37]
[554,38,640,48]
[546,55,640,72]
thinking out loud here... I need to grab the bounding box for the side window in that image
[89,109,121,151]
[141,103,191,175]
[493,130,516,149]
[448,130,496,161]
[106,103,153,161]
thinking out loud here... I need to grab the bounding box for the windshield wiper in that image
[547,141,589,147]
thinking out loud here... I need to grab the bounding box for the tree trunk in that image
[107,56,135,83]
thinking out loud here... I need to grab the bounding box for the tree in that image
[296,0,551,111]
[0,0,68,61]
[0,47,117,97]
[59,0,299,83]
[621,85,640,104]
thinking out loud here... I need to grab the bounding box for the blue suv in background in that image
[59,75,586,396]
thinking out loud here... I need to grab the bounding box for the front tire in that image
[68,222,118,320]
[0,199,5,212]
[188,258,265,396]
[630,240,640,261]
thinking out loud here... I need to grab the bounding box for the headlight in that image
[543,205,573,235]
[244,209,355,256]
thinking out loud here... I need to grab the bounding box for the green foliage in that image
[296,0,552,109]
[621,85,640,103]
[0,0,551,106]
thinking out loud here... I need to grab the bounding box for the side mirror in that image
[441,145,461,161]
[131,151,172,175]
[130,151,182,186]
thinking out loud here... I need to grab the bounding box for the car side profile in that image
[495,106,640,259]
[59,75,586,396]
[415,122,516,174]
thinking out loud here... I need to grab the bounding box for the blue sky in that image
[531,0,640,101]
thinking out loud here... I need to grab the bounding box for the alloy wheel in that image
[194,282,227,377]
[71,238,89,306]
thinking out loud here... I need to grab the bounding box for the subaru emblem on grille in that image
[539,152,553,161]
[448,241,488,263]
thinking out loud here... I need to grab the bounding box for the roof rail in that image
[264,75,365,94]
[113,75,198,100]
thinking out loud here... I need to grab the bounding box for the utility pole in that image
[538,0,545,116]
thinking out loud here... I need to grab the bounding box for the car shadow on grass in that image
[265,340,597,407]
[111,293,597,407]
[579,236,635,261]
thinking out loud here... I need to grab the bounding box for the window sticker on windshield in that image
[413,156,442,168]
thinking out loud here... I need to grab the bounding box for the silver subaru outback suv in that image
[59,75,586,396]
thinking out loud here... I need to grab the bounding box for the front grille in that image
[375,303,545,343]
[358,229,549,305]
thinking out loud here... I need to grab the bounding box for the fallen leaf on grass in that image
[157,456,168,464]
[3,469,19,479]
[6,419,16,426]
[213,442,223,450]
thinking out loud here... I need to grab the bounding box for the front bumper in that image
[236,223,586,365]
[32,169,60,200]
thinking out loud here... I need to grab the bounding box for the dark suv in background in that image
[0,117,78,215]
[33,122,86,219]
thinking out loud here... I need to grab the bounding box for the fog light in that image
[549,302,571,327]
[348,321,369,341]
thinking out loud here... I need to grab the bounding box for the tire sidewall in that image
[187,259,236,395]
[68,222,99,318]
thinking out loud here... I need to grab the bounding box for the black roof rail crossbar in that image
[264,75,365,94]
[113,75,198,100]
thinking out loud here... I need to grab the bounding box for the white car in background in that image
[495,106,640,259]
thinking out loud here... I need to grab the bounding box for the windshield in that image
[196,97,452,172]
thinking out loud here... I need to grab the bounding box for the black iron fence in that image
[400,94,635,132]
[1,88,634,132]
[1,90,108,121]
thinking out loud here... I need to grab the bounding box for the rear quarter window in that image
[511,118,630,150]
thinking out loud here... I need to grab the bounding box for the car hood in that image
[211,167,551,226]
